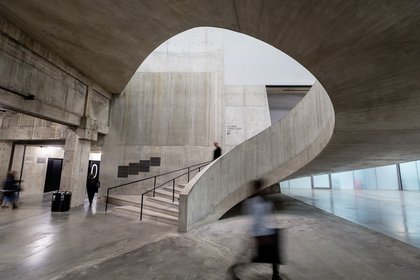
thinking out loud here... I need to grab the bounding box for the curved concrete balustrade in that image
[179,82,335,232]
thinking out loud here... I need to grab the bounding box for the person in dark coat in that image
[86,173,99,206]
[2,171,21,209]
[213,142,222,160]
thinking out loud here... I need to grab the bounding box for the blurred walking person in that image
[1,171,21,209]
[227,179,283,280]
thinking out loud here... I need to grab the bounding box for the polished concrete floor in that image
[1,192,420,279]
[282,188,420,249]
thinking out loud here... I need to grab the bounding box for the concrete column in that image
[60,128,91,208]
[0,141,13,179]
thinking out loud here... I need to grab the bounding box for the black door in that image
[44,158,63,192]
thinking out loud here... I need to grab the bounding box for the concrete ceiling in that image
[0,0,419,174]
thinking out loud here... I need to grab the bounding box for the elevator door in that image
[44,158,63,193]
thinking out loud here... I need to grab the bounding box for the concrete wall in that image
[0,16,111,136]
[101,71,225,195]
[2,0,418,177]
[224,85,271,150]
[140,27,224,74]
[0,111,67,140]
[5,142,101,204]
[179,81,335,232]
[0,111,102,205]
[0,111,67,200]
[101,28,271,195]
[0,17,111,207]
[10,145,64,200]
[0,1,418,217]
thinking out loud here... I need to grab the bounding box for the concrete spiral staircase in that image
[107,184,186,225]
[179,81,335,232]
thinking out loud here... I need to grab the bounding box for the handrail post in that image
[172,179,175,202]
[153,176,157,197]
[140,194,144,221]
[105,188,110,212]
[187,167,190,182]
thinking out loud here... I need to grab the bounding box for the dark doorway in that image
[44,158,63,193]
[87,160,100,191]
[87,160,100,180]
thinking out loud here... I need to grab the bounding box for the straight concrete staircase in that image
[107,183,186,225]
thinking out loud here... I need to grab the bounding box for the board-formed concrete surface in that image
[1,195,420,280]
[0,0,419,231]
[0,0,418,177]
[179,81,335,231]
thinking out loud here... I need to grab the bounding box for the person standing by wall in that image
[213,142,222,160]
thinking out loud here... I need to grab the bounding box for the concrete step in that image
[162,186,183,194]
[107,195,140,207]
[147,195,179,209]
[107,194,179,226]
[108,194,178,217]
[177,183,187,189]
[154,189,179,200]
[143,199,178,217]
[114,205,178,225]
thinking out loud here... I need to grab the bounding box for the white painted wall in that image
[223,29,315,86]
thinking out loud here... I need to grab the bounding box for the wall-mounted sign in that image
[226,124,242,135]
[150,157,161,166]
[139,160,150,172]
[225,108,247,146]
[128,162,140,175]
[117,166,129,178]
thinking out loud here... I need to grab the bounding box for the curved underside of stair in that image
[179,81,334,232]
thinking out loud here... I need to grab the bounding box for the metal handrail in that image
[105,160,211,212]
[140,162,209,220]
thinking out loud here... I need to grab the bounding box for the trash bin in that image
[51,191,61,212]
[59,191,71,212]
